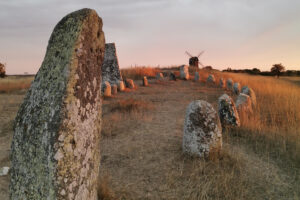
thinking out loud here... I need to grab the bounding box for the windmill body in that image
[185,51,204,68]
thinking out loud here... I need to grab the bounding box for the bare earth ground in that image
[0,78,298,199]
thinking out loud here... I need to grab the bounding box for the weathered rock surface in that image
[125,79,135,89]
[194,72,200,81]
[102,81,111,97]
[143,76,148,86]
[10,8,105,200]
[218,94,240,127]
[183,100,222,158]
[180,65,189,80]
[241,86,256,106]
[111,84,118,95]
[226,79,233,90]
[236,93,253,114]
[117,80,125,91]
[233,82,241,94]
[156,72,163,80]
[207,74,216,84]
[102,43,122,85]
[169,72,177,81]
[219,78,225,88]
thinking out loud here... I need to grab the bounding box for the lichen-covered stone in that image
[102,81,111,97]
[233,82,241,95]
[236,93,253,114]
[180,65,189,80]
[117,80,125,91]
[102,43,122,85]
[111,84,118,95]
[10,8,105,200]
[219,78,225,88]
[156,73,163,80]
[194,72,200,81]
[183,100,222,158]
[226,79,233,90]
[241,86,256,106]
[143,76,148,86]
[218,94,240,127]
[207,74,216,84]
[169,72,177,81]
[125,79,135,89]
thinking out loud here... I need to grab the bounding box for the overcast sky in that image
[1,0,300,74]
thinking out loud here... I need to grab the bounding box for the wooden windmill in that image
[185,51,205,68]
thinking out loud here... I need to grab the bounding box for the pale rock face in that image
[143,76,149,86]
[10,8,104,200]
[218,94,240,127]
[156,73,163,80]
[194,72,200,81]
[226,79,233,90]
[102,43,122,85]
[183,100,222,158]
[233,82,241,95]
[219,78,225,88]
[236,93,253,114]
[125,79,135,89]
[241,86,257,106]
[102,81,111,97]
[207,74,216,84]
[111,84,118,95]
[180,65,189,80]
[117,80,125,91]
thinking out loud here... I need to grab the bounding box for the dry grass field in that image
[0,70,299,199]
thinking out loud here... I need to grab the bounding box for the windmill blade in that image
[197,51,204,58]
[198,61,205,68]
[185,51,193,57]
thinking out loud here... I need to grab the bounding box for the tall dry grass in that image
[121,67,161,80]
[0,76,33,93]
[198,70,300,168]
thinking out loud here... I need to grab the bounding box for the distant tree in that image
[252,68,261,74]
[0,63,6,78]
[271,63,285,78]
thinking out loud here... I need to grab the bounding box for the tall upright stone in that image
[183,100,222,158]
[241,86,257,106]
[226,79,233,90]
[233,82,241,95]
[207,74,216,85]
[143,76,149,86]
[102,43,122,85]
[180,65,189,80]
[194,72,200,81]
[219,78,225,88]
[10,9,105,200]
[218,94,240,127]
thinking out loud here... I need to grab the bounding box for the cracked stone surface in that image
[10,8,105,200]
[218,94,240,127]
[102,43,122,85]
[182,100,222,158]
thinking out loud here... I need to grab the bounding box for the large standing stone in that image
[125,79,135,89]
[143,76,149,86]
[117,80,125,91]
[194,72,200,81]
[10,9,105,200]
[169,72,177,81]
[207,74,216,84]
[102,81,111,97]
[180,65,189,80]
[183,100,222,158]
[226,79,233,90]
[156,72,163,80]
[233,82,241,94]
[241,86,256,106]
[219,78,225,88]
[236,93,253,114]
[102,43,122,85]
[218,94,240,127]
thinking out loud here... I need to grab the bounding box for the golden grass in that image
[121,67,161,80]
[0,76,33,93]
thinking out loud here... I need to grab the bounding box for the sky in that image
[0,0,300,74]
